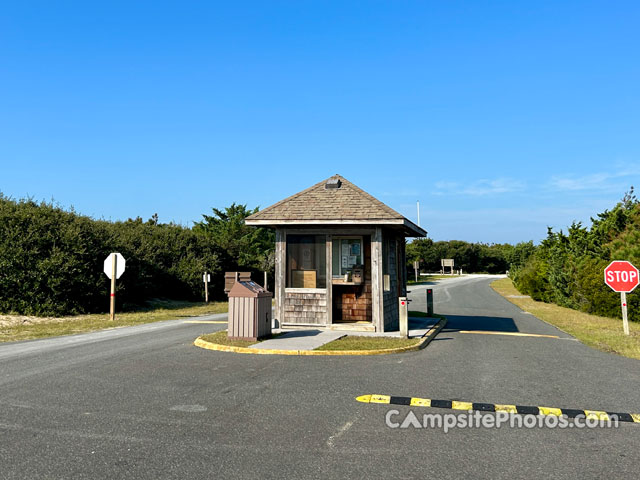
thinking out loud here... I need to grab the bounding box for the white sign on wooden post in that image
[104,253,126,321]
[203,272,210,303]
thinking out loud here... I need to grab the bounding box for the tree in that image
[512,189,639,320]
[0,195,221,315]
[194,203,275,273]
[406,238,516,274]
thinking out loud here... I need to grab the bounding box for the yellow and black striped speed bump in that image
[356,394,640,423]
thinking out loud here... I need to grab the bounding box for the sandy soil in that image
[0,314,91,328]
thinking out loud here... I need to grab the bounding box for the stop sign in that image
[604,261,639,293]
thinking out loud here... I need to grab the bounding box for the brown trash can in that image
[228,281,272,341]
[224,271,252,294]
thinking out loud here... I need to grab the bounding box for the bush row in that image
[511,192,639,321]
[0,196,272,316]
[406,239,535,274]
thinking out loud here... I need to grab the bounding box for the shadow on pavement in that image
[408,317,439,329]
[441,315,519,333]
[278,330,324,339]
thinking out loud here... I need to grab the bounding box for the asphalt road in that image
[1,277,639,479]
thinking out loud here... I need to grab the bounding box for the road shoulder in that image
[491,278,640,360]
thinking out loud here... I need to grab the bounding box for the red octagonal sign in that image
[604,261,639,293]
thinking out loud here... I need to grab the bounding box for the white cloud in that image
[547,167,640,192]
[433,178,525,196]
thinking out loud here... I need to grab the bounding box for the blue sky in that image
[1,1,639,244]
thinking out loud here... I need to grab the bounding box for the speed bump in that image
[356,394,640,423]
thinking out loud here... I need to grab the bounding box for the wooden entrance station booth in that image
[245,175,427,332]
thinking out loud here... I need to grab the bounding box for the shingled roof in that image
[245,175,426,237]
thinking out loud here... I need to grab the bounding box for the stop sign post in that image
[604,261,639,335]
[104,253,126,321]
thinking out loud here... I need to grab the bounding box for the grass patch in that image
[199,330,283,348]
[491,278,640,360]
[315,335,421,351]
[199,330,257,348]
[0,300,228,343]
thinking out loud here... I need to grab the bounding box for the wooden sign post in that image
[441,258,454,275]
[203,272,210,303]
[110,255,117,321]
[104,253,126,321]
[621,292,629,336]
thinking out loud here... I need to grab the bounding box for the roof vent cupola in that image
[325,177,342,189]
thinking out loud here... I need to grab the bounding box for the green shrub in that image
[512,191,639,322]
[0,196,226,315]
[406,239,526,274]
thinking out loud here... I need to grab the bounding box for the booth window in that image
[332,237,363,278]
[286,235,326,288]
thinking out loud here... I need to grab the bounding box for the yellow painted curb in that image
[193,317,447,356]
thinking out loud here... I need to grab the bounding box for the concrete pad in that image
[249,330,346,351]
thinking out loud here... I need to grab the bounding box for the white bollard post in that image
[399,297,408,338]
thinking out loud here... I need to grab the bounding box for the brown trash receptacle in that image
[224,271,252,294]
[228,281,272,341]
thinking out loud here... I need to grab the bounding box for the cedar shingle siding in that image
[284,292,327,325]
